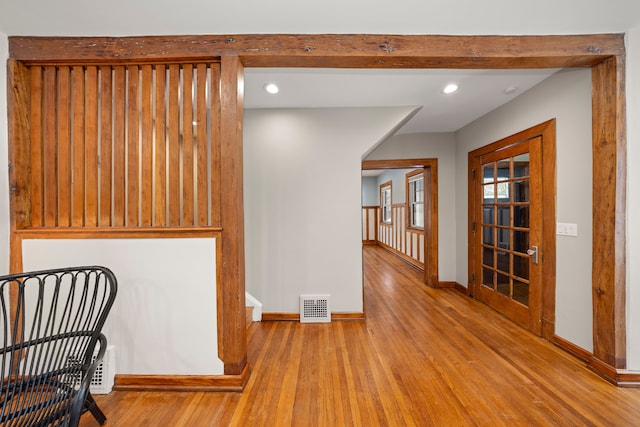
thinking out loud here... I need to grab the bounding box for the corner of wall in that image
[0,31,9,275]
[625,25,640,371]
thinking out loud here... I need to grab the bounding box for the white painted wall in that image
[22,238,223,376]
[626,26,640,370]
[366,132,457,282]
[244,106,418,313]
[455,68,593,350]
[0,32,8,276]
[361,176,378,206]
[375,169,412,204]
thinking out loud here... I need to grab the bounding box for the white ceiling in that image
[0,0,638,36]
[244,68,560,133]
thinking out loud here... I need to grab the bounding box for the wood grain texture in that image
[10,34,624,69]
[79,246,640,426]
[85,66,99,227]
[99,66,113,227]
[7,60,32,231]
[29,66,43,227]
[591,55,627,371]
[218,56,247,375]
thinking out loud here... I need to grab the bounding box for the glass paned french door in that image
[481,152,531,306]
[471,134,543,334]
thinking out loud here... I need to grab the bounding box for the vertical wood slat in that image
[99,66,113,227]
[196,64,208,226]
[210,65,222,226]
[113,66,126,227]
[8,60,33,232]
[154,65,167,226]
[127,65,140,227]
[168,64,181,226]
[72,66,86,227]
[43,66,58,227]
[182,64,194,226]
[30,66,44,227]
[85,66,99,227]
[140,65,154,226]
[56,66,71,227]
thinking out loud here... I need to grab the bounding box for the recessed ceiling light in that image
[503,86,518,95]
[443,83,459,94]
[264,83,279,94]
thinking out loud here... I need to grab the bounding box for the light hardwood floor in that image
[80,245,640,426]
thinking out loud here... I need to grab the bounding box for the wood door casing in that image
[468,120,556,338]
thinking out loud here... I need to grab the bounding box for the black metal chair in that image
[0,266,117,427]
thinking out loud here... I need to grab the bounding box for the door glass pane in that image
[483,184,495,203]
[482,267,494,289]
[483,163,494,181]
[497,228,510,250]
[497,251,510,273]
[483,206,494,225]
[513,255,529,280]
[513,280,529,306]
[497,206,510,226]
[513,230,529,254]
[514,206,529,228]
[483,226,494,245]
[496,159,510,181]
[513,153,530,177]
[496,182,510,202]
[497,273,510,296]
[482,246,494,267]
[514,180,529,202]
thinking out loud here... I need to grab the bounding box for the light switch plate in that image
[557,222,578,237]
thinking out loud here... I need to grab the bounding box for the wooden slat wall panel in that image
[376,205,424,266]
[21,62,221,230]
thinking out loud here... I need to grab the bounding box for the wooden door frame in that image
[8,33,627,385]
[468,120,556,337]
[362,159,439,287]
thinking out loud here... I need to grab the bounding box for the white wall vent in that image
[300,294,331,323]
[67,345,115,394]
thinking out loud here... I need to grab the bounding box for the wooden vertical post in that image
[7,60,31,273]
[218,56,247,375]
[590,55,627,374]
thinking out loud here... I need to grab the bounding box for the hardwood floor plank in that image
[80,246,640,426]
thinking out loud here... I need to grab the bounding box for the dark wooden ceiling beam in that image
[9,33,624,68]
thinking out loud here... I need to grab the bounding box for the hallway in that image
[82,245,640,426]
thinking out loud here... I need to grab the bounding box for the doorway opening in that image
[362,159,439,287]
